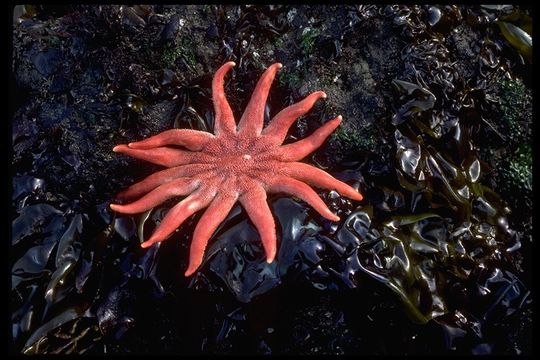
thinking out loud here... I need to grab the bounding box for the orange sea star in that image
[111,62,363,276]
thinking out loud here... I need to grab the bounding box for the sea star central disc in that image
[111,62,363,276]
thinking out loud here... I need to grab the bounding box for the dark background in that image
[10,5,532,355]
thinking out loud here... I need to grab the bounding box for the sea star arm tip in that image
[140,241,152,249]
[109,203,121,211]
[268,176,340,221]
[212,62,237,135]
[184,190,238,276]
[239,186,277,264]
[127,129,214,151]
[238,62,283,135]
[277,115,343,161]
[140,187,216,248]
[283,162,364,201]
[112,145,126,153]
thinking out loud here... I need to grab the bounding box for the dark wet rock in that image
[121,6,146,29]
[160,14,181,42]
[33,48,63,76]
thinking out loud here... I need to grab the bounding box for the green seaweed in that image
[274,35,285,49]
[300,28,320,54]
[331,124,375,153]
[278,68,303,89]
[23,309,96,354]
[497,77,530,141]
[501,143,532,192]
[162,37,196,69]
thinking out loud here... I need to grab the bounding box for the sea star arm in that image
[126,129,214,151]
[212,61,237,135]
[141,186,217,248]
[237,63,282,136]
[110,178,199,214]
[267,176,339,221]
[261,91,327,143]
[112,144,198,167]
[239,184,277,263]
[277,115,342,161]
[185,189,238,276]
[115,166,206,200]
[281,162,363,201]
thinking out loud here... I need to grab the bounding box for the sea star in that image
[111,61,363,276]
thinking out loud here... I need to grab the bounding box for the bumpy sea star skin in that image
[111,61,363,276]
